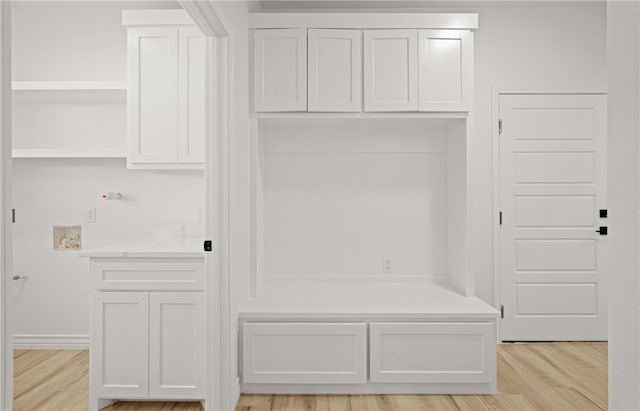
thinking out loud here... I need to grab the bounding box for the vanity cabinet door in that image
[91,292,149,398]
[149,292,206,399]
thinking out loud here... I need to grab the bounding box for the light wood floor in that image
[14,342,607,411]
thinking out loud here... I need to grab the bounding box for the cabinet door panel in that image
[128,28,179,166]
[149,293,206,399]
[178,27,206,163]
[418,30,472,111]
[243,323,368,384]
[254,29,307,112]
[91,292,149,398]
[370,322,495,383]
[308,29,361,112]
[363,29,418,112]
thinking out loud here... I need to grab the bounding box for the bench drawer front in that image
[243,323,367,384]
[91,259,205,291]
[370,322,496,383]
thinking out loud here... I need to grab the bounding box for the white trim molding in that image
[13,334,90,350]
[250,13,478,30]
[0,1,12,410]
[179,1,232,410]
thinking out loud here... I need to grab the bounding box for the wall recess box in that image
[53,225,82,251]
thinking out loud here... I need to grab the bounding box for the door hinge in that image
[498,119,503,135]
[204,240,213,252]
[500,304,504,319]
[12,209,15,223]
[499,211,502,225]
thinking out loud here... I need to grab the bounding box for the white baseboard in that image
[233,378,241,405]
[13,334,89,349]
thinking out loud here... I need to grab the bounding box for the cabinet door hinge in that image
[499,211,502,225]
[498,119,503,135]
[501,304,504,319]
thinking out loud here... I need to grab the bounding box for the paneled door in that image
[499,93,607,341]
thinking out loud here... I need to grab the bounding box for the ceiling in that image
[256,0,605,11]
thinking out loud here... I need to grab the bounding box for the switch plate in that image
[87,208,96,223]
[383,258,392,274]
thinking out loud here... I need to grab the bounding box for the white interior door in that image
[499,93,607,341]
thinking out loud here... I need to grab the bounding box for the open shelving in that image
[12,79,127,159]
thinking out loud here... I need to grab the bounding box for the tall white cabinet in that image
[124,11,205,169]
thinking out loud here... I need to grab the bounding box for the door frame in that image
[491,88,607,342]
[179,2,233,410]
[0,1,12,410]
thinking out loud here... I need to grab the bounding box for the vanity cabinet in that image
[88,256,206,409]
[124,11,205,169]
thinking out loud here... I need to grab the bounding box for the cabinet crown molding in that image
[250,12,478,30]
[122,10,196,27]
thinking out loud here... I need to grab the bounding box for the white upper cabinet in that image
[308,29,362,112]
[254,28,307,112]
[250,14,477,113]
[418,30,473,112]
[127,28,179,166]
[363,29,418,112]
[125,11,205,169]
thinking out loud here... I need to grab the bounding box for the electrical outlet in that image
[87,208,96,223]
[383,258,392,274]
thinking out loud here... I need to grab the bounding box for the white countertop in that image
[79,239,206,258]
[239,282,500,320]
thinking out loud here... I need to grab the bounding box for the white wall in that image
[10,1,205,346]
[607,2,640,409]
[11,160,204,343]
[262,124,450,282]
[469,4,606,304]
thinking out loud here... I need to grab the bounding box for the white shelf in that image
[12,148,126,159]
[12,81,127,91]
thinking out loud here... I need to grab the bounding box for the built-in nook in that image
[240,116,498,394]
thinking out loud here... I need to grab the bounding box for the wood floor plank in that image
[13,343,607,411]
